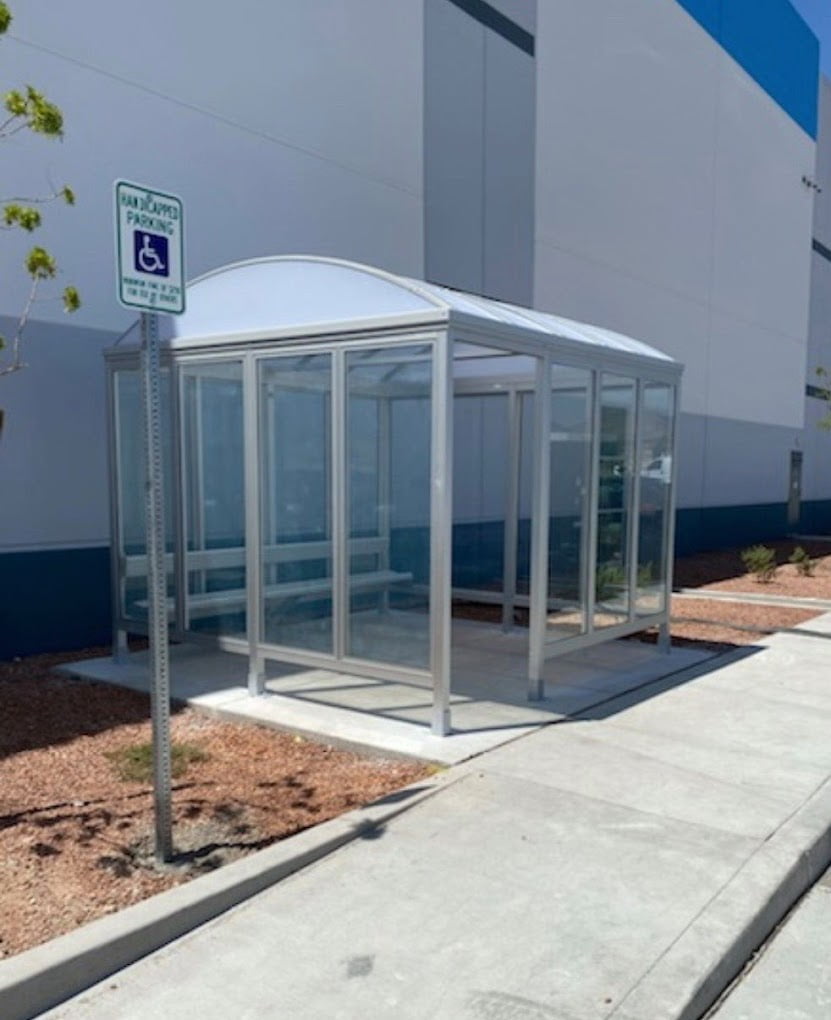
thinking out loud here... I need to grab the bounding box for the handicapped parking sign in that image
[115,180,185,314]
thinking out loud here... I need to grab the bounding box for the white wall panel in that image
[9,1,423,198]
[535,0,718,309]
[534,0,814,431]
[706,309,806,428]
[0,319,113,549]
[710,54,814,342]
[534,243,710,416]
[0,37,424,336]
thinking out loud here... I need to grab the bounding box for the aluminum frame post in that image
[528,355,551,699]
[659,382,681,654]
[140,310,173,864]
[627,379,643,625]
[502,389,521,632]
[333,351,348,661]
[244,354,265,693]
[430,335,453,735]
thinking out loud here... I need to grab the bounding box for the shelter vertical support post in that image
[140,311,173,864]
[660,381,681,655]
[243,354,265,694]
[528,355,551,700]
[378,395,392,614]
[430,335,453,736]
[333,351,348,662]
[585,371,601,636]
[502,389,521,632]
[171,362,187,642]
[627,379,643,626]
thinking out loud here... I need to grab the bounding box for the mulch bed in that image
[674,539,831,599]
[0,649,430,959]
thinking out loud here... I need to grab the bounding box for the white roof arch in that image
[114,255,678,369]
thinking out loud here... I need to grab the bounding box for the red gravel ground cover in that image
[674,539,831,599]
[0,648,430,958]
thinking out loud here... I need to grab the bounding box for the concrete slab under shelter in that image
[59,619,712,764]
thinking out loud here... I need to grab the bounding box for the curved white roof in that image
[115,255,677,368]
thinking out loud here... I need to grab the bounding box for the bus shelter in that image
[106,257,682,736]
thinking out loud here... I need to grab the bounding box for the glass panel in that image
[636,383,674,616]
[115,368,175,625]
[346,345,432,669]
[516,391,535,600]
[451,343,536,630]
[452,392,509,597]
[547,365,592,641]
[181,361,246,638]
[259,354,332,653]
[595,374,636,628]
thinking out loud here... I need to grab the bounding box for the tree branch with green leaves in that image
[0,0,80,382]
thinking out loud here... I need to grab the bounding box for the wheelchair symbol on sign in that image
[133,230,169,278]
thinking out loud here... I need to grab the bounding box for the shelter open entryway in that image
[107,257,682,736]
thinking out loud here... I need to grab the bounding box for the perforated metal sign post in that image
[115,180,185,864]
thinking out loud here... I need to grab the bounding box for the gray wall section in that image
[483,29,536,305]
[0,316,117,550]
[424,0,535,305]
[812,78,831,249]
[677,411,799,510]
[424,0,486,294]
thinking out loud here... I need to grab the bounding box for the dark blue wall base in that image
[0,546,111,660]
[6,501,831,659]
[675,500,831,556]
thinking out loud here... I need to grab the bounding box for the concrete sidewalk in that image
[44,616,831,1020]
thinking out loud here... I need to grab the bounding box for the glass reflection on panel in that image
[181,361,246,638]
[516,391,535,599]
[547,365,592,641]
[115,369,175,624]
[595,374,636,628]
[451,392,509,595]
[636,384,674,616]
[346,345,432,670]
[259,354,332,654]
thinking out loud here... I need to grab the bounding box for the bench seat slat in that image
[135,570,413,620]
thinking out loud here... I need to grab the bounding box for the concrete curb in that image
[674,589,831,611]
[0,769,463,1020]
[610,772,831,1020]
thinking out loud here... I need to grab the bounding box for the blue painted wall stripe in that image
[675,0,819,138]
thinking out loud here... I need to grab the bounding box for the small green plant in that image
[788,545,814,577]
[637,562,654,588]
[741,544,777,583]
[596,562,626,602]
[105,741,209,783]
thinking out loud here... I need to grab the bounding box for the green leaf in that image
[62,285,80,312]
[4,89,26,117]
[25,86,63,137]
[25,245,56,279]
[4,203,41,231]
[0,2,12,35]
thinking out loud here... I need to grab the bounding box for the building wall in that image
[0,0,826,656]
[532,0,819,553]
